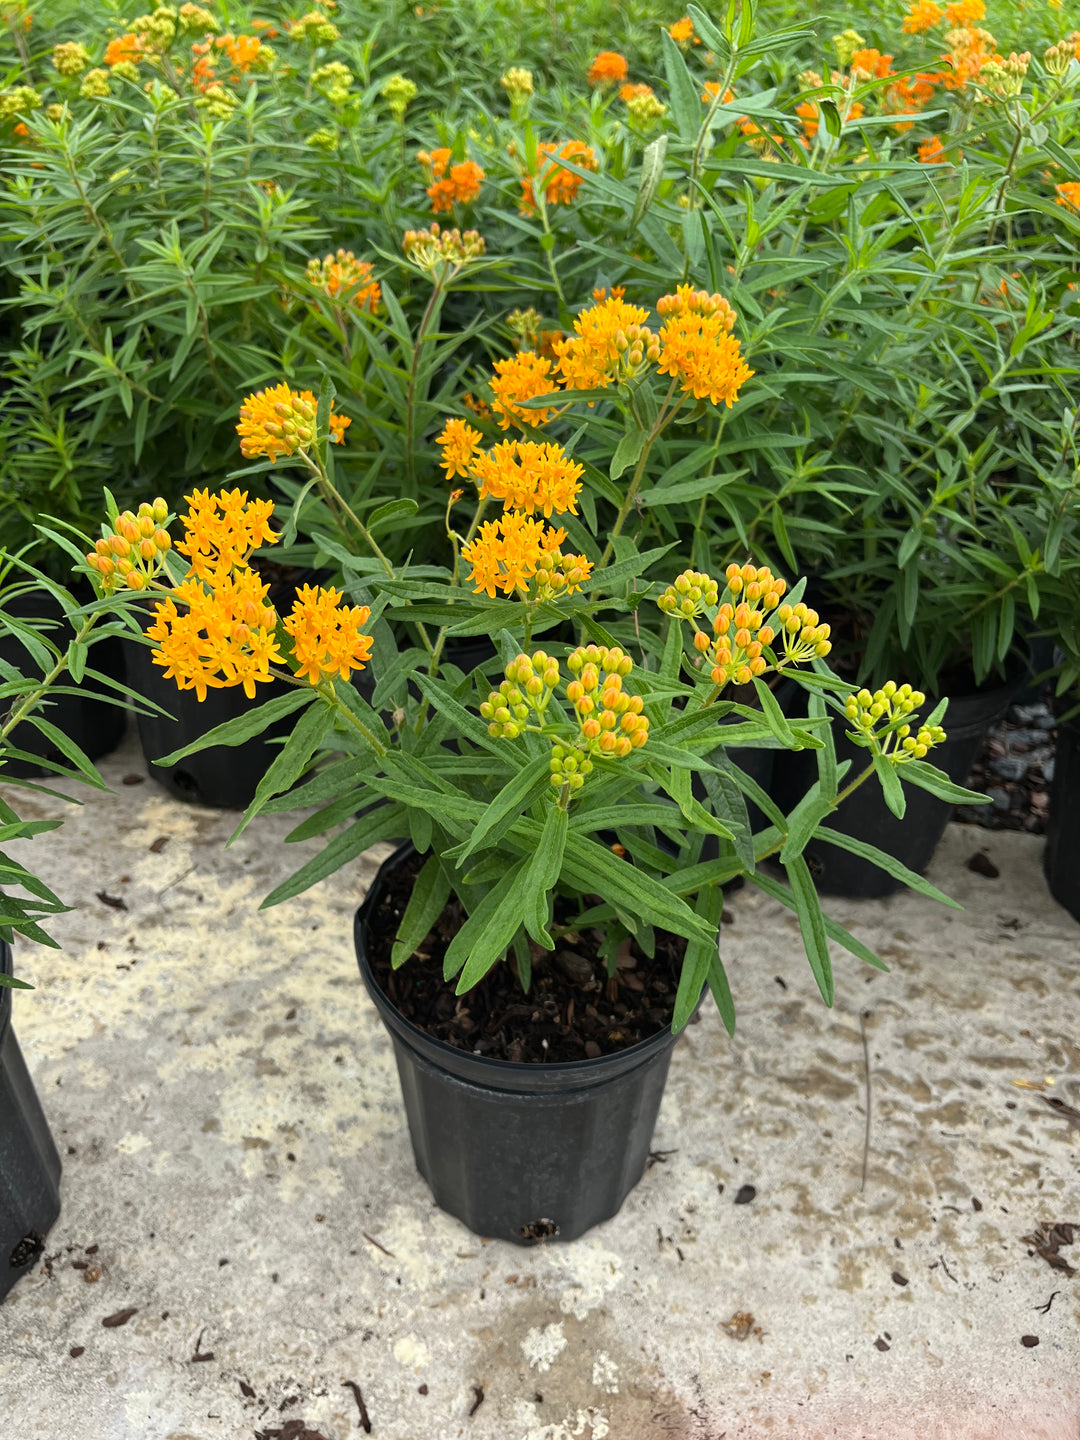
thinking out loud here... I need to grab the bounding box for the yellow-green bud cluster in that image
[500,67,534,101]
[131,8,178,49]
[1043,40,1074,78]
[289,10,340,44]
[774,600,831,665]
[611,321,661,379]
[403,221,487,271]
[844,682,946,762]
[657,568,719,620]
[312,61,353,105]
[565,645,648,760]
[306,126,339,152]
[0,86,41,123]
[480,650,561,738]
[981,50,1031,100]
[626,92,667,124]
[177,3,220,35]
[530,549,591,602]
[548,741,593,790]
[111,60,141,83]
[52,42,91,77]
[195,83,238,119]
[832,28,865,65]
[80,68,112,98]
[86,498,171,593]
[381,73,417,119]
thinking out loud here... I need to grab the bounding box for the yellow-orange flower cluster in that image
[553,293,657,391]
[917,134,948,163]
[669,17,697,45]
[282,583,373,685]
[903,0,942,32]
[175,487,278,581]
[237,382,350,463]
[944,0,984,25]
[461,514,590,599]
[520,141,597,213]
[436,417,483,478]
[490,351,558,429]
[656,288,753,409]
[85,498,172,594]
[472,440,583,517]
[418,148,484,214]
[1056,183,1080,213]
[305,249,381,313]
[850,47,893,80]
[148,568,283,701]
[941,26,997,89]
[104,34,142,67]
[586,51,628,86]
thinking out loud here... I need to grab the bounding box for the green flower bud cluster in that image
[195,83,238,120]
[289,11,340,44]
[832,28,865,66]
[1043,40,1074,79]
[381,73,417,120]
[981,50,1031,100]
[306,126,339,152]
[657,568,719,620]
[131,8,178,49]
[111,61,141,83]
[548,742,592,790]
[500,67,534,101]
[626,92,667,125]
[0,86,41,124]
[479,651,561,738]
[52,42,91,77]
[844,682,946,762]
[80,69,112,99]
[312,61,353,106]
[177,2,220,35]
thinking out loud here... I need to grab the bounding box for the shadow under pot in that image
[0,942,62,1303]
[768,671,1020,898]
[355,843,697,1246]
[1044,707,1080,923]
[0,587,126,780]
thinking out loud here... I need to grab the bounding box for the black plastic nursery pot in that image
[355,845,691,1246]
[0,588,126,780]
[769,672,1020,898]
[1044,711,1080,923]
[0,942,62,1302]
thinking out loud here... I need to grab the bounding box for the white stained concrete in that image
[0,730,1078,1440]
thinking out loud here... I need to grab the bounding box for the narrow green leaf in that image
[672,886,723,1033]
[154,691,314,767]
[782,853,834,1006]
[392,854,452,967]
[456,755,551,865]
[813,827,961,907]
[231,701,335,842]
[900,759,990,805]
[523,803,569,948]
[24,717,108,791]
[872,752,907,819]
[661,29,704,143]
[260,804,406,908]
[631,134,668,232]
[753,677,797,747]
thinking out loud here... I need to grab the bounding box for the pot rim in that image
[355,842,702,1090]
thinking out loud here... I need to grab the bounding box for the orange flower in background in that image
[702,80,735,104]
[1055,183,1080,213]
[472,440,584,517]
[917,134,948,163]
[619,82,654,103]
[328,412,351,446]
[941,26,997,89]
[283,585,373,686]
[656,288,753,409]
[306,249,381,313]
[886,71,940,128]
[553,293,653,391]
[148,569,283,702]
[850,48,893,80]
[587,51,628,86]
[520,141,597,212]
[176,488,278,582]
[104,33,142,66]
[490,352,558,430]
[419,148,484,213]
[903,0,942,32]
[669,17,696,45]
[795,101,820,140]
[944,0,984,24]
[437,417,483,478]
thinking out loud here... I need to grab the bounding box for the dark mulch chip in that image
[101,1308,137,1328]
[891,1271,909,1286]
[121,774,145,786]
[1021,1335,1040,1348]
[1023,1222,1077,1277]
[256,1425,330,1440]
[874,1337,891,1352]
[69,1346,85,1359]
[733,1184,757,1205]
[95,891,128,911]
[966,851,1000,878]
[149,835,170,853]
[366,850,686,1062]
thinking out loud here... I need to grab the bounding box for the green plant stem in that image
[536,200,567,308]
[751,758,877,870]
[1,613,94,747]
[404,278,444,490]
[303,452,395,578]
[598,381,682,569]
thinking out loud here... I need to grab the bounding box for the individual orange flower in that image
[104,33,142,66]
[176,488,279,582]
[553,293,655,391]
[917,134,948,163]
[656,288,753,409]
[147,568,283,702]
[305,249,381,313]
[217,33,267,70]
[490,352,558,430]
[795,101,820,140]
[587,51,628,86]
[669,17,696,45]
[436,417,483,478]
[944,0,984,24]
[328,411,351,446]
[283,584,373,686]
[850,48,893,80]
[737,114,787,152]
[471,440,584,517]
[902,0,943,32]
[519,141,597,212]
[1055,182,1080,213]
[418,147,484,213]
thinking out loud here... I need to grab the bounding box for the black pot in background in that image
[1,942,62,1302]
[355,844,692,1246]
[769,672,1020,898]
[0,588,126,780]
[1044,709,1079,923]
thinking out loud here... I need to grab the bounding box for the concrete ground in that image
[0,730,1078,1440]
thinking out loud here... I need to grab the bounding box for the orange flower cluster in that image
[586,51,628,86]
[702,81,735,104]
[418,148,484,214]
[886,70,940,129]
[850,47,894,79]
[104,34,142,67]
[175,487,278,581]
[944,0,984,24]
[436,417,483,478]
[148,568,283,701]
[472,440,584,517]
[305,249,381,313]
[237,382,350,463]
[490,351,558,429]
[1056,183,1080,213]
[461,514,589,599]
[917,134,948,163]
[619,82,654,104]
[85,498,171,593]
[656,287,753,409]
[941,26,997,89]
[283,583,373,685]
[519,141,597,213]
[553,292,657,391]
[903,0,942,32]
[563,644,647,760]
[669,16,697,45]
